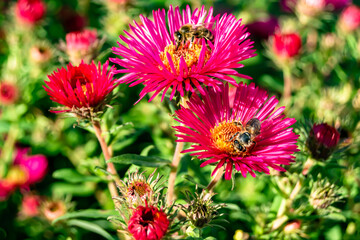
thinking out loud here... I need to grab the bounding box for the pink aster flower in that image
[112,5,255,103]
[43,61,117,120]
[128,204,170,240]
[15,0,46,25]
[61,29,103,65]
[173,83,299,180]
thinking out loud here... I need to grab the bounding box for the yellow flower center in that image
[127,180,151,199]
[210,121,244,156]
[6,166,28,185]
[159,43,211,74]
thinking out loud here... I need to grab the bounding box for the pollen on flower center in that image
[210,121,244,156]
[127,181,151,199]
[159,43,211,74]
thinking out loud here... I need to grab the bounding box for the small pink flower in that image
[112,5,255,103]
[63,29,101,65]
[15,0,46,25]
[21,194,42,217]
[0,81,19,105]
[44,61,117,120]
[174,83,299,180]
[128,204,170,240]
[338,5,360,32]
[284,220,302,233]
[30,45,52,64]
[272,32,302,59]
[42,200,67,221]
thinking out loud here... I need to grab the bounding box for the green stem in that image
[283,65,292,102]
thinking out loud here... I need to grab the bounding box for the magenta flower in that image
[44,61,117,119]
[174,83,299,180]
[15,0,46,25]
[14,148,48,186]
[112,5,255,102]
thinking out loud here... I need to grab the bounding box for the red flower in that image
[128,205,170,240]
[338,5,360,32]
[174,83,299,180]
[0,81,19,105]
[15,0,46,25]
[0,180,16,201]
[44,61,117,120]
[306,123,340,160]
[20,194,42,217]
[272,33,302,59]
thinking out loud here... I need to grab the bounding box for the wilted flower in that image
[58,6,87,33]
[271,32,302,60]
[15,0,46,25]
[20,194,42,217]
[309,178,344,210]
[128,204,170,240]
[116,170,164,207]
[246,17,279,40]
[306,123,340,160]
[174,83,299,180]
[30,44,52,64]
[44,61,117,121]
[42,199,67,221]
[61,29,103,65]
[338,5,360,32]
[0,81,19,105]
[182,189,224,228]
[112,5,255,103]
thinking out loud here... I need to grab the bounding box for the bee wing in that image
[192,22,212,29]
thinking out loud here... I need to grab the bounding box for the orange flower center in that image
[127,181,151,199]
[159,43,211,74]
[210,121,244,156]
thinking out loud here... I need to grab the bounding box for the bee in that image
[227,118,261,154]
[174,23,214,50]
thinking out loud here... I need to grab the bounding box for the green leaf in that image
[182,174,207,189]
[108,154,171,168]
[67,219,115,240]
[53,169,102,183]
[53,209,117,224]
[51,182,95,197]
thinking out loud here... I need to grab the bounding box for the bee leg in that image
[226,132,239,142]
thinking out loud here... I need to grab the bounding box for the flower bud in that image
[0,180,16,201]
[338,5,360,32]
[309,178,343,210]
[284,220,302,233]
[0,81,19,105]
[296,0,326,17]
[15,0,46,26]
[182,190,224,229]
[20,194,42,217]
[306,123,340,160]
[272,32,302,59]
[128,204,170,240]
